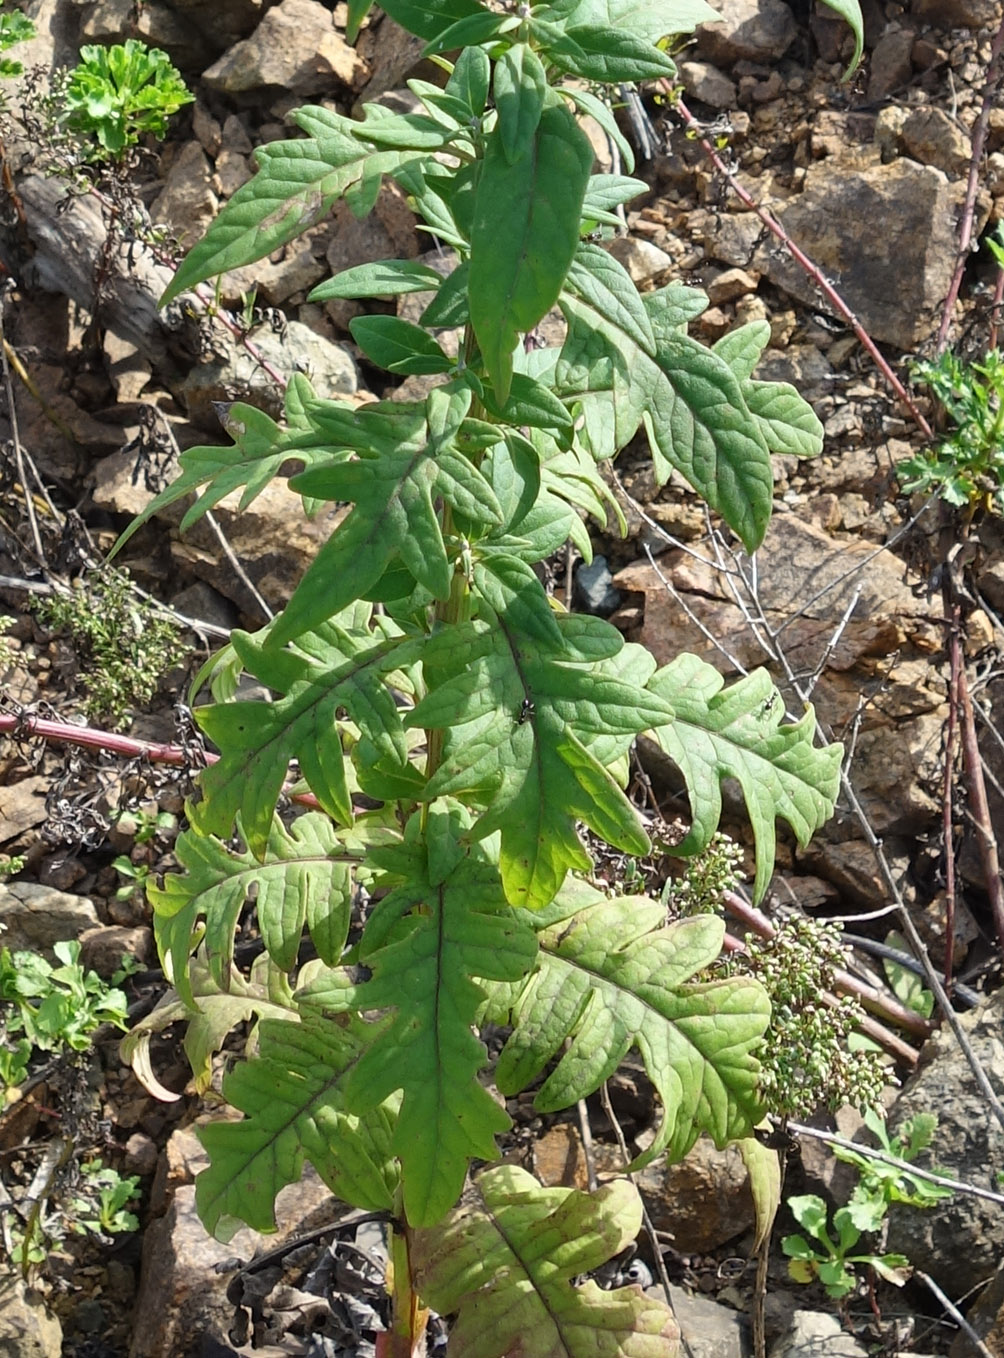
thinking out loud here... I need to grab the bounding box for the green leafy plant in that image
[69,1160,141,1238]
[34,566,185,728]
[112,854,154,902]
[4,1156,140,1269]
[0,939,130,1098]
[880,929,934,1019]
[783,1108,952,1299]
[62,38,192,160]
[783,1193,910,1299]
[113,1,860,1348]
[899,347,1004,514]
[832,1107,954,1229]
[0,0,35,80]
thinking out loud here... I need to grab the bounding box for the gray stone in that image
[770,1310,868,1358]
[948,1258,1004,1358]
[696,0,797,66]
[202,0,369,96]
[884,989,1004,1295]
[575,556,622,617]
[0,1280,61,1358]
[149,141,218,251]
[0,881,99,955]
[665,1286,750,1358]
[179,319,358,429]
[172,582,241,634]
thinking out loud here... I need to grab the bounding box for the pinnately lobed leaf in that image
[411,1165,680,1357]
[646,656,843,901]
[494,888,770,1163]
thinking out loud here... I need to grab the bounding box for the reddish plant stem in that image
[942,600,963,995]
[0,712,319,810]
[723,889,931,1051]
[668,92,934,441]
[935,7,1004,355]
[957,664,1004,953]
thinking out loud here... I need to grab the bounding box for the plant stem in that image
[935,5,1004,354]
[667,90,933,441]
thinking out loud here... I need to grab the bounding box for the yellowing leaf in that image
[411,1165,681,1357]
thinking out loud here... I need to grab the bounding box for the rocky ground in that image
[2,0,1004,1354]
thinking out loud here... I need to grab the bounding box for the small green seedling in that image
[784,1108,952,1298]
[0,853,24,878]
[880,930,934,1019]
[0,940,130,1097]
[783,1194,910,1299]
[112,854,153,902]
[832,1106,953,1231]
[0,0,33,80]
[63,38,192,160]
[900,347,1004,515]
[70,1161,141,1238]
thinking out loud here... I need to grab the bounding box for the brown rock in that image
[912,0,1002,28]
[81,0,204,68]
[202,0,369,96]
[149,142,218,251]
[638,1137,755,1252]
[764,157,987,349]
[0,776,48,845]
[797,838,915,907]
[900,106,971,178]
[678,59,738,109]
[607,236,674,285]
[78,925,155,977]
[867,27,915,99]
[179,319,358,428]
[706,267,759,304]
[132,1125,346,1358]
[0,1279,61,1358]
[696,0,797,65]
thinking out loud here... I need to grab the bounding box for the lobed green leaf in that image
[196,1015,400,1239]
[646,655,843,901]
[411,1165,680,1356]
[343,813,538,1224]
